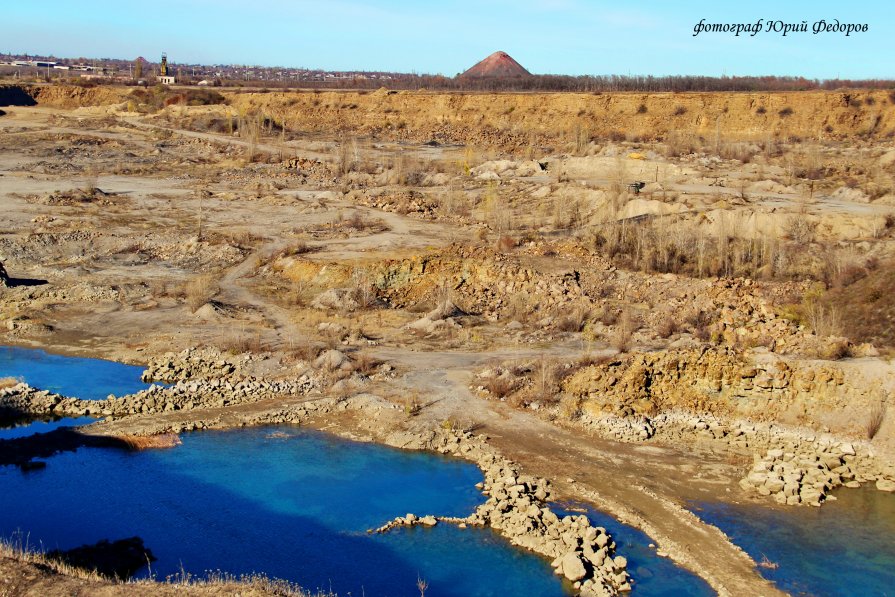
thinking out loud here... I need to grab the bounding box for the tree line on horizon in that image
[224,73,895,93]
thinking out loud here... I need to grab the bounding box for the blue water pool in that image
[0,345,149,399]
[556,503,714,596]
[693,488,895,597]
[0,416,97,440]
[0,426,569,597]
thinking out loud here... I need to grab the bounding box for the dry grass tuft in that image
[184,274,219,312]
[866,401,887,440]
[350,352,383,376]
[555,306,590,333]
[484,375,516,399]
[612,308,638,352]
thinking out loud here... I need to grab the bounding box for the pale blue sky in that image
[3,1,892,78]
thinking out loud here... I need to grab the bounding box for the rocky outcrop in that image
[0,259,8,287]
[564,347,887,424]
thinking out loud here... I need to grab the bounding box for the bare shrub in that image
[779,107,794,117]
[402,394,422,416]
[783,216,817,244]
[804,300,841,337]
[687,309,716,341]
[656,315,679,339]
[597,305,619,326]
[184,274,219,312]
[350,352,382,376]
[866,401,887,439]
[285,338,318,362]
[612,308,638,352]
[484,375,516,399]
[496,235,516,252]
[556,306,590,333]
[222,331,268,354]
[349,267,377,310]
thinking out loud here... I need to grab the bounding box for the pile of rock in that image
[472,458,630,594]
[141,348,240,383]
[0,374,317,420]
[578,414,655,442]
[377,425,630,596]
[739,439,895,506]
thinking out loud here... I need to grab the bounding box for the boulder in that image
[876,479,895,492]
[560,552,588,582]
[311,288,359,312]
[315,349,349,371]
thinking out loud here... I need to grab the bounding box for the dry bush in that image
[271,241,317,260]
[866,402,887,439]
[656,315,679,339]
[484,375,516,399]
[528,357,562,405]
[184,274,219,312]
[284,339,318,363]
[822,262,895,349]
[612,308,638,352]
[556,306,590,333]
[496,235,516,252]
[686,309,716,341]
[350,352,382,376]
[804,300,841,338]
[820,339,852,360]
[336,136,358,176]
[221,331,269,354]
[0,376,22,389]
[664,131,699,158]
[401,394,422,416]
[593,304,618,326]
[349,267,377,310]
[591,215,820,281]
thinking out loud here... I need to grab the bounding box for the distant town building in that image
[156,52,175,84]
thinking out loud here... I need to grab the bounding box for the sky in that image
[3,0,892,79]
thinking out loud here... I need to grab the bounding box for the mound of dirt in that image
[461,51,531,78]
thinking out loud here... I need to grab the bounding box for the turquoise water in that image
[0,426,569,596]
[694,488,895,597]
[556,504,714,596]
[0,346,149,399]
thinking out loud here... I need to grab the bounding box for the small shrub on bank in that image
[866,402,887,439]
